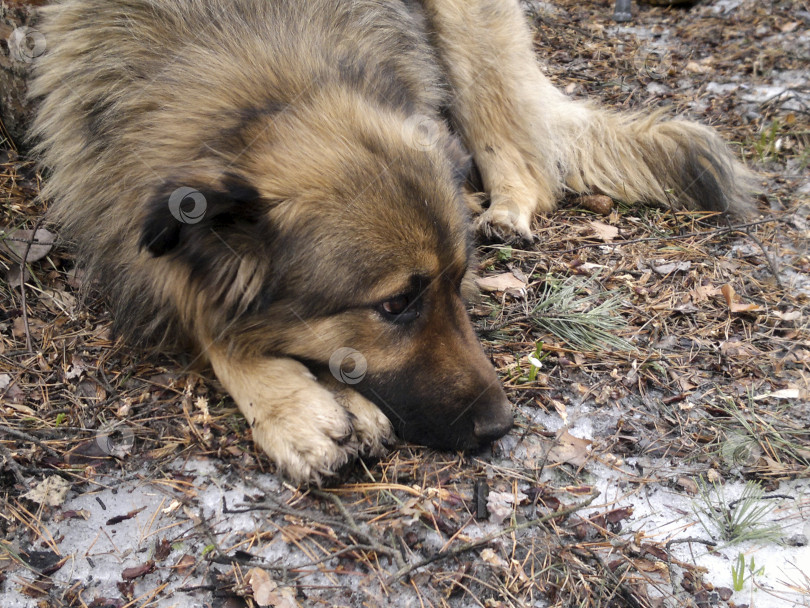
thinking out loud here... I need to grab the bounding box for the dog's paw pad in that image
[250,392,360,486]
[475,206,534,243]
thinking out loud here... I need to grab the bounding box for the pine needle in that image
[530,275,635,353]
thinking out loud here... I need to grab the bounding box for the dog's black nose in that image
[473,401,513,444]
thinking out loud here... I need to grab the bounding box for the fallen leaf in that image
[580,194,613,215]
[4,263,29,288]
[121,561,155,580]
[721,284,763,313]
[106,506,147,526]
[588,220,618,242]
[475,273,526,296]
[650,260,691,275]
[720,338,760,357]
[774,310,802,322]
[547,429,592,467]
[486,490,528,525]
[0,228,55,263]
[690,283,720,303]
[676,477,699,495]
[39,289,77,316]
[173,554,196,575]
[247,568,299,608]
[480,548,506,568]
[23,476,71,507]
[64,354,88,380]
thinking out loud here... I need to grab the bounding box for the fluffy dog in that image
[30,0,751,483]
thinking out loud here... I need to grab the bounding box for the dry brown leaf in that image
[39,289,77,316]
[676,477,699,495]
[121,560,155,580]
[690,283,720,303]
[173,554,196,575]
[580,194,613,215]
[0,228,55,263]
[547,429,592,467]
[475,273,526,295]
[719,339,760,357]
[22,476,71,507]
[720,284,763,313]
[480,548,507,568]
[588,220,618,242]
[247,568,299,608]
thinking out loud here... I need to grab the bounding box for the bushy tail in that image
[551,101,755,218]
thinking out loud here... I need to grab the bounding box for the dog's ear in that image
[139,173,263,256]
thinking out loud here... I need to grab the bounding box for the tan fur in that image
[422,0,754,241]
[30,0,752,484]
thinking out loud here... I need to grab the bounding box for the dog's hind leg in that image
[208,351,381,485]
[420,0,754,241]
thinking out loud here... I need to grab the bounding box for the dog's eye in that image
[378,294,419,323]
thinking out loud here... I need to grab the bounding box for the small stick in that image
[387,490,599,584]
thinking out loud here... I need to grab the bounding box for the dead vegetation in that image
[1,1,809,606]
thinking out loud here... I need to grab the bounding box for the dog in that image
[29,0,752,484]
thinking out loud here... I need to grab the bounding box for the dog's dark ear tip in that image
[139,222,180,257]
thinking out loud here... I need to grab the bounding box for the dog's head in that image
[138,96,512,450]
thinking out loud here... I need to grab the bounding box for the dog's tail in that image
[540,87,755,218]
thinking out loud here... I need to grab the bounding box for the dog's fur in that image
[30,0,753,483]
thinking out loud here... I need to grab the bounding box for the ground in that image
[1,0,809,607]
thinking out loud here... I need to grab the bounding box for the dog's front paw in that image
[321,376,395,457]
[475,204,534,243]
[209,354,363,486]
[248,385,359,485]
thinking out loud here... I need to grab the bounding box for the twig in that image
[223,491,404,568]
[0,442,27,487]
[387,490,600,584]
[17,218,43,353]
[209,543,389,573]
[0,425,61,458]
